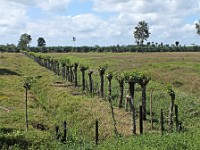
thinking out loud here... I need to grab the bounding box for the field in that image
[0,52,200,149]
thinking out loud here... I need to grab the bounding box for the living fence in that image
[22,51,183,144]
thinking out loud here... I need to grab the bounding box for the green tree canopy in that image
[195,20,200,35]
[37,37,46,47]
[133,21,150,46]
[17,33,32,51]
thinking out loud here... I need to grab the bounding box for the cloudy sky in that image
[1,0,200,46]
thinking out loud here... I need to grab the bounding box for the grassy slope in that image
[0,52,200,149]
[0,53,135,149]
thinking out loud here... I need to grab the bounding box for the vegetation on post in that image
[23,76,36,131]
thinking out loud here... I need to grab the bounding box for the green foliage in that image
[98,64,108,75]
[59,58,70,66]
[133,20,150,45]
[124,70,139,83]
[166,83,175,99]
[106,72,113,80]
[23,76,36,90]
[137,71,151,86]
[114,72,125,82]
[17,33,32,51]
[195,20,200,35]
[80,64,89,71]
[37,37,46,47]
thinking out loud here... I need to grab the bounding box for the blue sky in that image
[0,0,200,46]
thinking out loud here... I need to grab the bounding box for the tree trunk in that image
[69,66,73,82]
[150,91,153,130]
[74,64,78,87]
[57,62,60,76]
[62,65,65,78]
[118,81,124,108]
[82,70,85,91]
[108,79,112,99]
[100,74,104,98]
[88,72,93,95]
[168,97,175,132]
[128,96,136,134]
[142,85,147,120]
[65,66,69,81]
[129,81,135,100]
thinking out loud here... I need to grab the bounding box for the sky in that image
[1,0,200,46]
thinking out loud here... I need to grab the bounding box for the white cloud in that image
[0,1,28,39]
[0,0,200,46]
[38,0,71,11]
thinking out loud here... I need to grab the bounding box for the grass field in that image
[0,52,200,149]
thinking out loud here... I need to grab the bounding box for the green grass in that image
[1,52,200,149]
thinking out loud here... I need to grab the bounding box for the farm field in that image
[0,52,200,149]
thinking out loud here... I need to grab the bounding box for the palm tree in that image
[137,72,151,120]
[115,73,125,108]
[133,21,150,47]
[37,37,46,47]
[175,41,179,47]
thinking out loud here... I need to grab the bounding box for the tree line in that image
[1,44,200,53]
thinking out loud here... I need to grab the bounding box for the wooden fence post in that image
[55,126,59,140]
[61,121,67,142]
[128,96,136,134]
[95,119,99,145]
[175,104,179,131]
[25,87,28,131]
[150,91,153,130]
[139,105,143,134]
[125,96,129,112]
[160,109,164,135]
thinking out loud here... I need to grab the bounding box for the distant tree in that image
[37,37,46,47]
[175,41,179,47]
[18,33,32,51]
[72,37,76,47]
[195,20,200,35]
[133,21,150,46]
